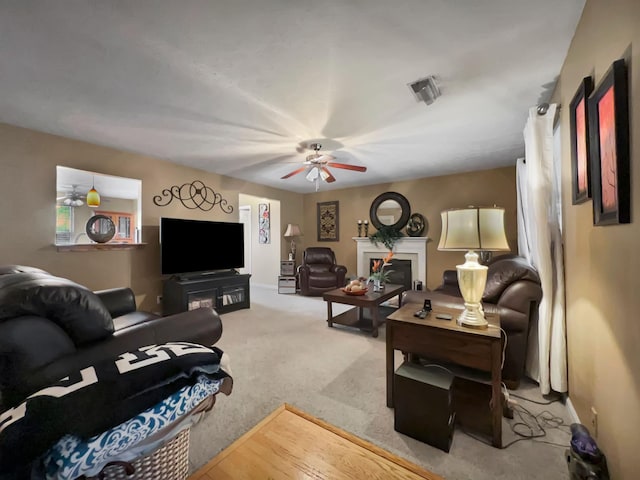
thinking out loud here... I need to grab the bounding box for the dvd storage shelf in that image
[163,272,251,315]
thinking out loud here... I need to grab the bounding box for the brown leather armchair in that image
[297,247,347,296]
[404,255,542,389]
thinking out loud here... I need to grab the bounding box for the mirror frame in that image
[369,192,411,230]
[85,215,116,243]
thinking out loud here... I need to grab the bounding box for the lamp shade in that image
[284,224,302,238]
[438,207,509,251]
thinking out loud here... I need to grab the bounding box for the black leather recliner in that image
[0,265,223,409]
[297,247,347,296]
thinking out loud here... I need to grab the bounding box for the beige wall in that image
[553,0,640,476]
[299,167,518,289]
[1,121,516,300]
[0,122,303,311]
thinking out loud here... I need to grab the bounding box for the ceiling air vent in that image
[409,75,441,105]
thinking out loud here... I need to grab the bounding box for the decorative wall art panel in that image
[317,201,339,241]
[570,76,594,204]
[259,203,271,244]
[588,59,630,225]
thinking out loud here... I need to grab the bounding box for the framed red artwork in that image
[569,77,593,204]
[588,59,630,226]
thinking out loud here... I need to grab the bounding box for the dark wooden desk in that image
[322,284,405,338]
[386,302,503,447]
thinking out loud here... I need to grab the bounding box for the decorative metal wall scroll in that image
[152,180,234,213]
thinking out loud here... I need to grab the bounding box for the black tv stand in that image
[174,269,239,281]
[163,272,251,315]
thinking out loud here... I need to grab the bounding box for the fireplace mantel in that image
[353,237,429,286]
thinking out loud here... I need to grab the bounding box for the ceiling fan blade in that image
[326,162,367,172]
[321,167,336,183]
[281,166,307,179]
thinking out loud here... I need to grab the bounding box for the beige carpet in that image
[189,286,571,479]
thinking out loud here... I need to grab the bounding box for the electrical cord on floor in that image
[460,402,571,449]
[510,392,561,405]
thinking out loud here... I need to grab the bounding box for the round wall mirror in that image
[369,192,411,230]
[86,215,116,243]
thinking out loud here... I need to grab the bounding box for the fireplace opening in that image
[369,258,412,290]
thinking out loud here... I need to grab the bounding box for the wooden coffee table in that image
[386,302,503,447]
[322,284,405,338]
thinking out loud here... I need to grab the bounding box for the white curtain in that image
[518,104,567,394]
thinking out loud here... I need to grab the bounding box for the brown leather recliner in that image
[404,255,542,389]
[297,247,347,296]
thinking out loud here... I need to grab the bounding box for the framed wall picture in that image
[588,59,630,226]
[570,76,594,204]
[317,201,339,241]
[259,202,271,243]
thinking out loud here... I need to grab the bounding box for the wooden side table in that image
[386,302,503,448]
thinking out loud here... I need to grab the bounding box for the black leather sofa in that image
[404,255,542,389]
[0,265,223,410]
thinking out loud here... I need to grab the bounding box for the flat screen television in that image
[160,217,244,275]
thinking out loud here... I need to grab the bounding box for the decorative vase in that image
[373,278,384,292]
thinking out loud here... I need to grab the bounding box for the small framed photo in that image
[569,76,594,204]
[588,59,630,226]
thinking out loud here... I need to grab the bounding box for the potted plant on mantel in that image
[368,225,404,251]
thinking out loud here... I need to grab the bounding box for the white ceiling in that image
[0,1,585,193]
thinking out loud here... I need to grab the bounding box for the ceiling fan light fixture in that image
[306,166,319,182]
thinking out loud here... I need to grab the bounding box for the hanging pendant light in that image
[86,176,100,208]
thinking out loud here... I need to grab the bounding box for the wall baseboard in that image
[251,282,277,290]
[566,396,581,424]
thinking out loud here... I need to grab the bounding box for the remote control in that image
[435,313,452,320]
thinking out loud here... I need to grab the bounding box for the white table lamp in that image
[438,207,510,328]
[284,223,302,261]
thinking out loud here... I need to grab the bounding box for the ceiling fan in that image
[281,143,367,190]
[56,185,87,207]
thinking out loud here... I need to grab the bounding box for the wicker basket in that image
[96,428,190,480]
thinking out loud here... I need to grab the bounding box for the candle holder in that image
[357,220,363,237]
[364,220,369,237]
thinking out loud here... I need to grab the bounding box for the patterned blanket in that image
[0,342,227,475]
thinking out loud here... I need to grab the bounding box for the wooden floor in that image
[190,404,443,480]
